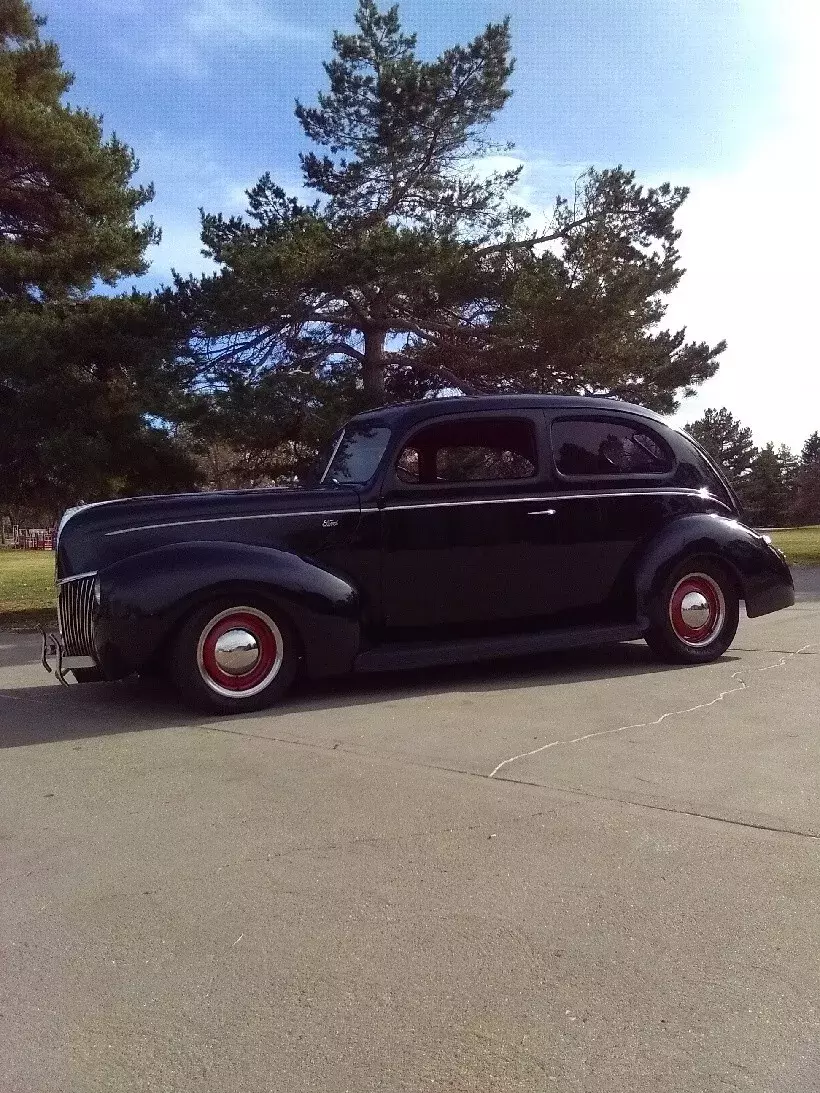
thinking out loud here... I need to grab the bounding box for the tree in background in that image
[685,410,820,527]
[0,0,195,521]
[791,431,820,526]
[742,443,789,527]
[173,0,724,481]
[775,443,799,521]
[0,295,200,523]
[684,407,756,492]
[0,0,157,301]
[800,432,820,465]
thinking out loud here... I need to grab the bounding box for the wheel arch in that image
[140,578,309,676]
[631,514,783,627]
[93,541,361,679]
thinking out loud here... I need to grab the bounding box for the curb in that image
[0,609,57,633]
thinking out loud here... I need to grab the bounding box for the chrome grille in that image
[58,575,96,657]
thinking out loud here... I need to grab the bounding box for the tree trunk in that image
[362,328,387,407]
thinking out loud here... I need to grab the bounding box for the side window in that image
[322,423,392,485]
[395,417,537,485]
[552,418,673,476]
[396,446,420,484]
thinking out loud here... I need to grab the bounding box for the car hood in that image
[56,486,361,580]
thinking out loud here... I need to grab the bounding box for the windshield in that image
[320,423,392,486]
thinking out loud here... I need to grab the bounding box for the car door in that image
[546,412,693,618]
[378,411,601,634]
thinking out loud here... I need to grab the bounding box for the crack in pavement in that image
[485,776,820,840]
[487,643,818,779]
[201,721,369,757]
[200,641,819,784]
[192,733,820,845]
[592,793,820,841]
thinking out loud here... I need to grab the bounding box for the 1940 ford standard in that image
[45,395,794,712]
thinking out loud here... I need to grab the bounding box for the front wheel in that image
[644,560,739,664]
[170,600,298,713]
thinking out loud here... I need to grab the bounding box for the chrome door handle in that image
[527,508,557,517]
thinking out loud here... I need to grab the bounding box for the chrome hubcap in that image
[679,591,711,630]
[668,572,726,647]
[196,606,284,698]
[213,628,261,676]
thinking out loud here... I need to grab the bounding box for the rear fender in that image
[633,514,794,626]
[93,541,360,679]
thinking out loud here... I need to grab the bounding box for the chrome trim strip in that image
[58,570,98,585]
[56,506,84,549]
[56,498,133,549]
[105,508,362,536]
[381,489,723,512]
[319,432,346,485]
[103,487,725,535]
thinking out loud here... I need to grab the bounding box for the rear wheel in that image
[644,560,739,663]
[170,599,298,713]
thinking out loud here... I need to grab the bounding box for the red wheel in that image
[645,559,739,664]
[667,573,725,648]
[170,600,297,713]
[197,607,284,697]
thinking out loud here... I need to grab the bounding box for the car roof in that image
[347,394,668,430]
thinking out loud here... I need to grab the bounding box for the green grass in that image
[0,526,818,628]
[767,526,820,567]
[0,548,56,626]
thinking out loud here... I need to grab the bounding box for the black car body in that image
[47,395,795,711]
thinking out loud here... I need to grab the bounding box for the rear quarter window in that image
[551,418,674,477]
[677,431,740,512]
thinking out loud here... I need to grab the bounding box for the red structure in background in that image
[10,527,55,550]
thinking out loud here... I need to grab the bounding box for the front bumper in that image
[43,571,106,684]
[41,629,105,685]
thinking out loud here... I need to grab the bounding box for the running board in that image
[354,624,645,674]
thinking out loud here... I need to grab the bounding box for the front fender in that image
[93,541,361,679]
[634,514,794,626]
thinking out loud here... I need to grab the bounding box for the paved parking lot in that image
[2,572,819,1093]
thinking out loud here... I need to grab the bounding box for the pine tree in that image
[743,443,787,527]
[684,407,757,489]
[0,2,193,518]
[0,294,200,520]
[791,432,820,526]
[800,432,820,465]
[776,444,798,501]
[174,0,725,477]
[0,0,158,301]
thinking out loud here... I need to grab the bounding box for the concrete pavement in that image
[1,572,819,1092]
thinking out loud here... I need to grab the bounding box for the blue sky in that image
[45,0,818,449]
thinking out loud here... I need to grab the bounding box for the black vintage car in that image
[45,395,794,712]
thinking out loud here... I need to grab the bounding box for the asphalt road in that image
[1,571,819,1093]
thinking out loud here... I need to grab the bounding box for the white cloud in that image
[665,0,820,450]
[497,3,820,452]
[133,133,258,281]
[472,153,589,232]
[145,220,216,282]
[183,0,323,45]
[124,0,323,78]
